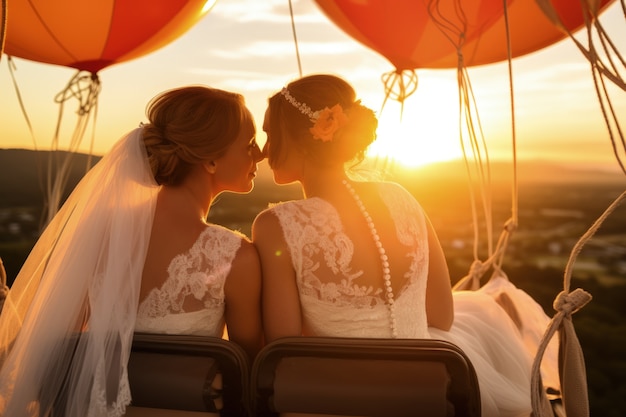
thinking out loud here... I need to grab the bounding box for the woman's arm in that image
[224,239,264,362]
[424,217,454,331]
[252,210,303,342]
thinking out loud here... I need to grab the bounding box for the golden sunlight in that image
[367,109,463,168]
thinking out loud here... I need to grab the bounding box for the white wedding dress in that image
[268,181,560,417]
[0,128,249,416]
[135,225,244,337]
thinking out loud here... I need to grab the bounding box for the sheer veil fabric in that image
[0,128,159,416]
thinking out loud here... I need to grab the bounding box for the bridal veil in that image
[0,127,159,416]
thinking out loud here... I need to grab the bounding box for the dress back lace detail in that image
[270,182,429,339]
[135,225,243,336]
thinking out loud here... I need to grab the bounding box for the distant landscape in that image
[1,148,625,415]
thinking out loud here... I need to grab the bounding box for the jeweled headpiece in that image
[280,87,348,143]
[280,87,319,122]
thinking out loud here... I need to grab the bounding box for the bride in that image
[252,74,559,417]
[0,85,264,416]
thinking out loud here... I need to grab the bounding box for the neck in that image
[160,169,215,223]
[300,165,348,199]
[181,183,213,221]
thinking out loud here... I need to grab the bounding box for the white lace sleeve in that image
[135,226,243,336]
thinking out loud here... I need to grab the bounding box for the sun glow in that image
[367,105,463,168]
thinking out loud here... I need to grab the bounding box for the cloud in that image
[207,40,359,60]
[210,0,326,24]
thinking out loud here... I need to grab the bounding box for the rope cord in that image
[528,2,626,415]
[287,0,303,78]
[0,257,7,313]
[43,71,101,228]
[563,190,626,293]
[535,0,625,174]
[426,0,519,291]
[502,0,519,253]
[7,58,37,149]
[0,0,6,62]
[531,190,626,417]
[380,69,418,116]
[379,0,467,110]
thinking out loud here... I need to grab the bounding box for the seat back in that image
[251,337,481,417]
[127,333,250,417]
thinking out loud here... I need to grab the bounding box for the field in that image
[1,149,625,415]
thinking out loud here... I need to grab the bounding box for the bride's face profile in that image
[262,107,304,185]
[213,110,263,194]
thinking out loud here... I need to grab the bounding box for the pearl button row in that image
[343,180,398,338]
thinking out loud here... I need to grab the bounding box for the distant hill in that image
[1,148,624,209]
[391,158,626,186]
[0,148,101,207]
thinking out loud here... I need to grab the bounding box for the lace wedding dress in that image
[269,181,559,417]
[0,128,249,416]
[135,225,244,336]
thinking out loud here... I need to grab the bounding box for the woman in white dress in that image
[252,74,558,417]
[0,86,264,416]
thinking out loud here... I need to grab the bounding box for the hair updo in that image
[266,74,378,168]
[142,86,251,185]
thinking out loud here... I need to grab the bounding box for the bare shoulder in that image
[252,206,282,239]
[227,236,261,289]
[234,238,260,266]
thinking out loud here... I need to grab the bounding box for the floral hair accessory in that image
[309,104,348,142]
[280,87,348,142]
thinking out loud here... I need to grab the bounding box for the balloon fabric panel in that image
[313,0,615,70]
[4,0,212,73]
[112,0,211,67]
[429,0,615,68]
[314,0,509,71]
[324,1,432,71]
[4,0,112,70]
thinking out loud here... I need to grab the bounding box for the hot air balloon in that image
[0,1,623,415]
[3,0,215,73]
[308,3,623,416]
[1,0,217,225]
[314,0,615,101]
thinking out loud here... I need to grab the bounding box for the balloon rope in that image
[380,69,418,114]
[535,0,626,174]
[529,3,626,415]
[426,2,509,290]
[425,0,520,291]
[0,0,6,61]
[531,190,626,417]
[503,0,518,230]
[441,0,522,291]
[462,0,521,286]
[6,57,37,149]
[583,2,626,174]
[451,65,498,291]
[0,257,7,313]
[427,0,468,50]
[497,0,518,274]
[43,71,101,227]
[288,0,303,77]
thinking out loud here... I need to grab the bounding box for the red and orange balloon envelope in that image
[314,0,615,71]
[3,0,215,73]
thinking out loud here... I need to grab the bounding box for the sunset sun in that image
[366,106,463,168]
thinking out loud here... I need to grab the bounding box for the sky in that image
[1,0,625,171]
